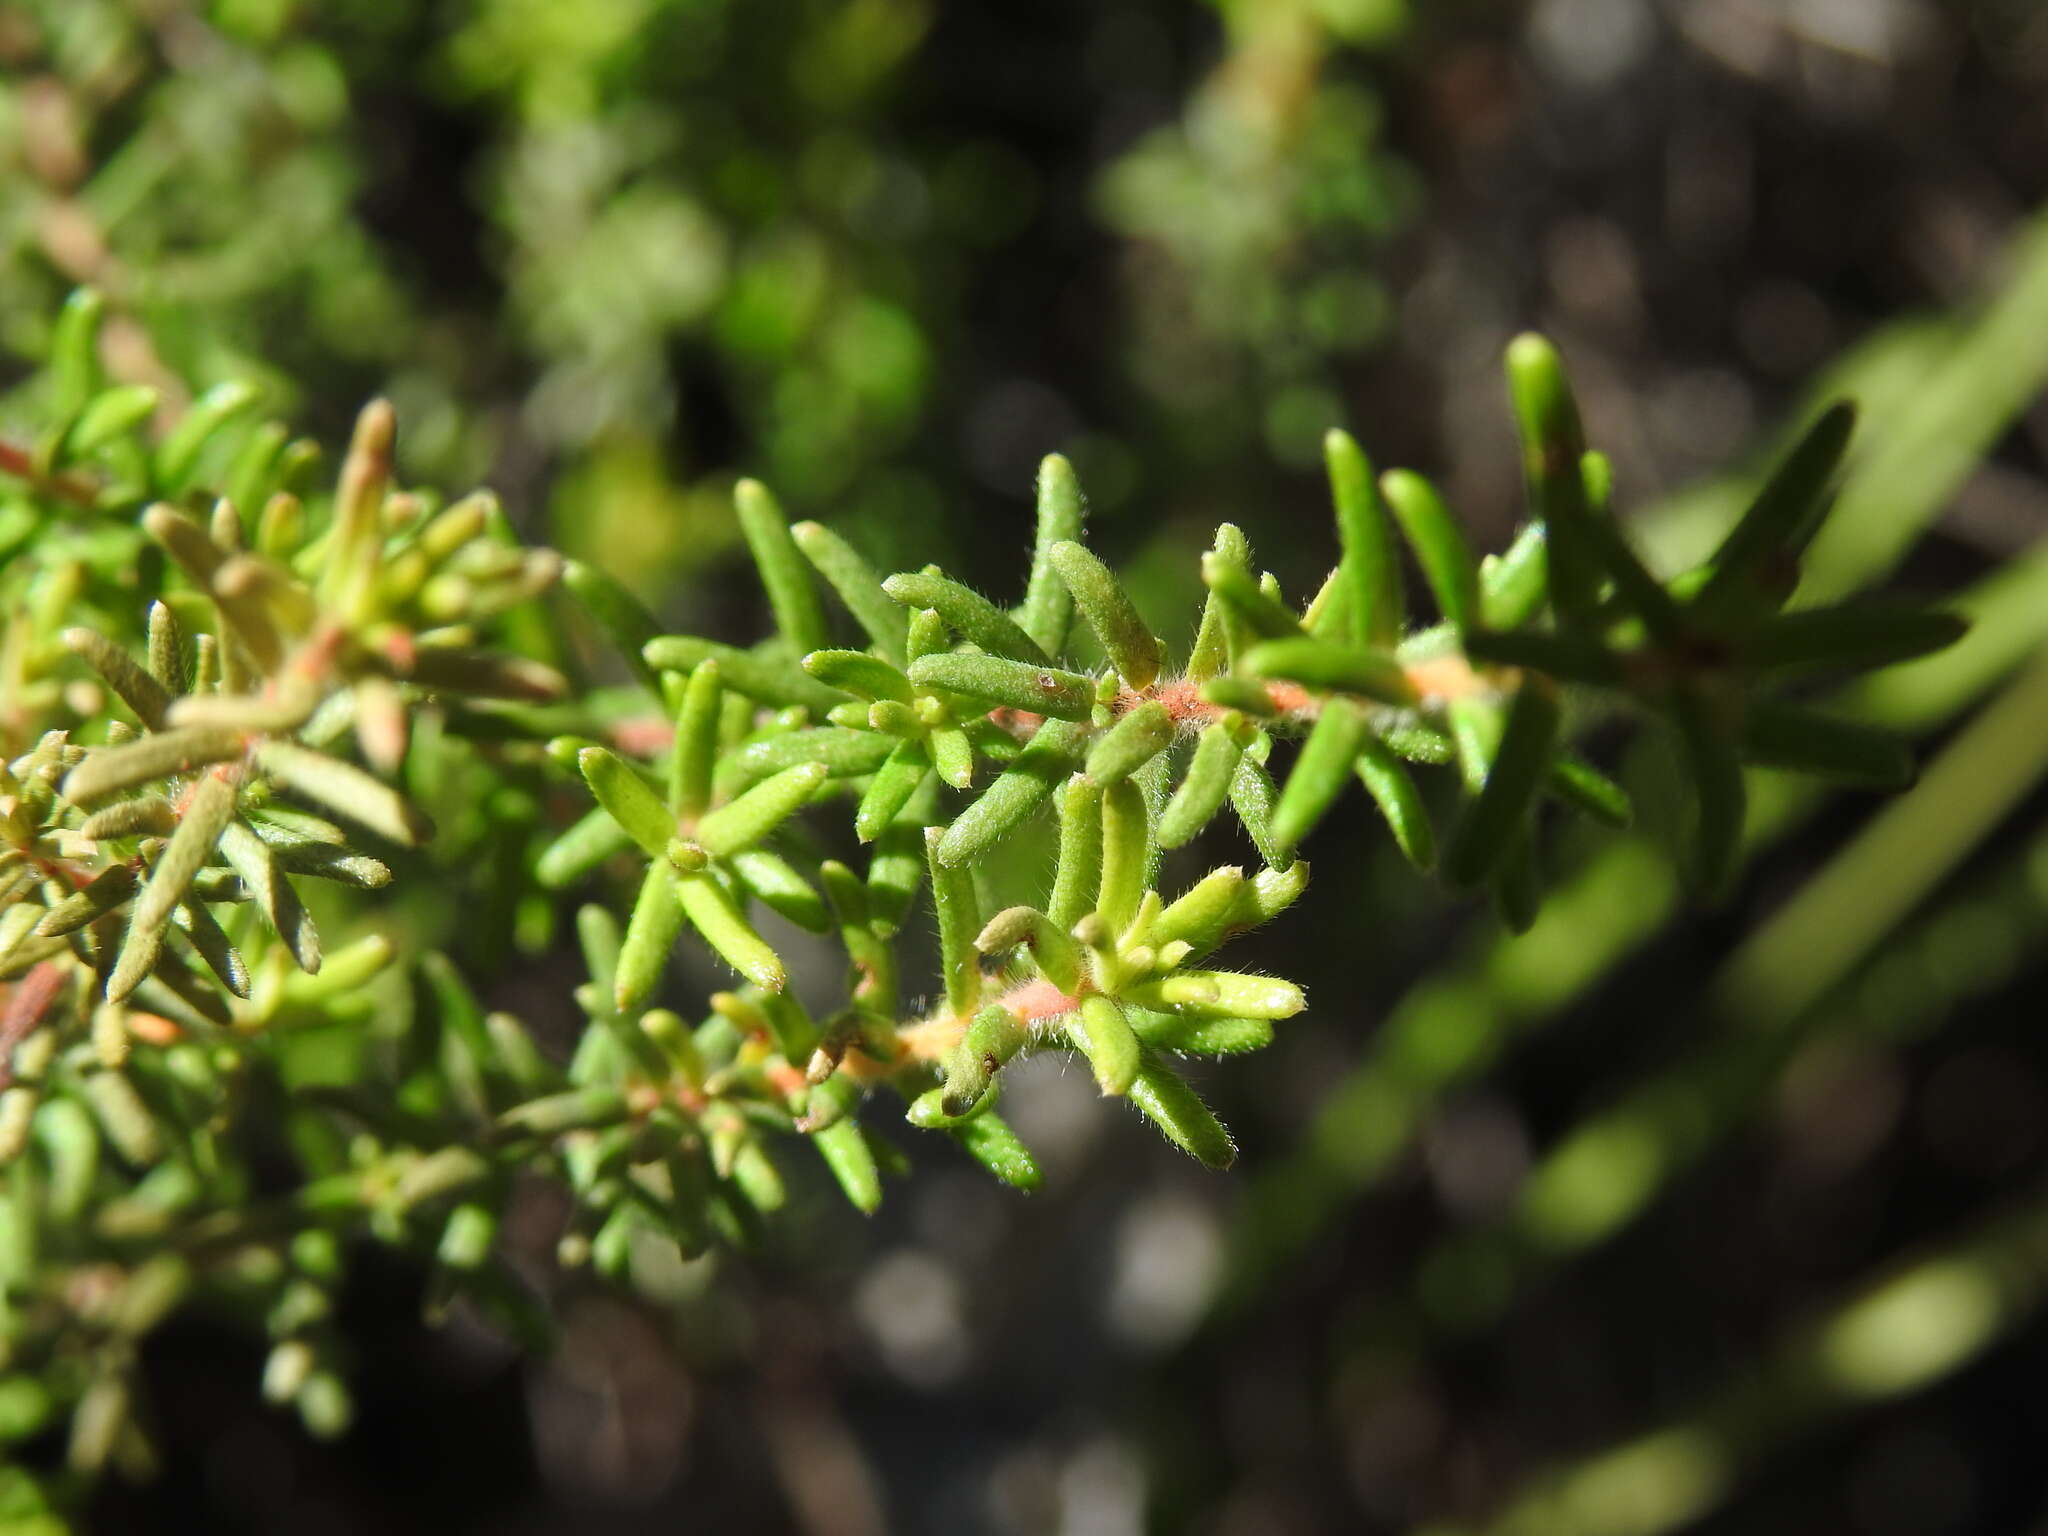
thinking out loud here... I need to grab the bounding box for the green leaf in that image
[927,827,983,1017]
[1124,971,1304,1020]
[729,726,895,782]
[1505,334,1599,627]
[1127,1055,1235,1169]
[1461,628,1626,687]
[562,559,664,697]
[1229,752,1287,869]
[1444,678,1562,888]
[948,1113,1041,1191]
[577,747,675,859]
[536,806,635,889]
[941,1004,1031,1113]
[108,773,238,1003]
[63,727,246,806]
[1271,698,1370,858]
[1242,637,1416,706]
[146,602,185,693]
[642,634,842,713]
[1380,469,1479,634]
[1547,754,1632,828]
[728,850,831,933]
[63,386,159,465]
[791,520,907,665]
[867,776,937,936]
[1693,401,1857,619]
[1150,867,1246,956]
[906,652,1096,720]
[1738,700,1914,788]
[1129,1009,1274,1057]
[1200,551,1303,640]
[883,570,1051,665]
[735,479,829,656]
[929,725,975,789]
[1049,541,1163,690]
[1480,524,1549,631]
[257,741,432,848]
[675,870,786,992]
[936,718,1090,868]
[802,649,913,703]
[1355,733,1435,870]
[497,1088,631,1138]
[1188,524,1255,679]
[693,763,826,857]
[216,820,320,973]
[62,630,171,731]
[615,866,685,1014]
[1158,717,1249,849]
[667,659,723,819]
[1738,604,1967,675]
[156,380,261,494]
[1046,774,1104,931]
[1672,686,1748,900]
[856,740,932,843]
[1070,995,1141,1096]
[34,865,139,938]
[1097,779,1151,938]
[976,905,1083,994]
[1020,454,1086,656]
[1086,701,1174,787]
[1325,429,1403,646]
[812,1120,882,1213]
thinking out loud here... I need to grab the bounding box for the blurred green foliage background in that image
[6,1,2048,1533]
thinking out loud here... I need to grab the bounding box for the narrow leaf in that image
[1738,700,1913,788]
[883,570,1050,665]
[1355,733,1435,870]
[693,763,826,857]
[1694,401,1857,618]
[1046,774,1103,931]
[1380,469,1479,633]
[791,521,906,664]
[1019,454,1085,656]
[63,727,246,807]
[536,806,635,889]
[615,866,686,1014]
[907,652,1096,720]
[577,747,674,859]
[1270,698,1370,858]
[1049,541,1163,690]
[949,1112,1041,1191]
[1086,701,1174,787]
[108,773,237,1003]
[735,479,829,656]
[802,649,913,703]
[258,741,433,847]
[1070,995,1140,1097]
[935,718,1090,867]
[563,559,663,697]
[1127,1055,1235,1169]
[64,630,171,730]
[1158,717,1248,849]
[927,827,983,1017]
[642,634,842,713]
[1325,429,1402,646]
[856,740,932,843]
[1444,678,1562,888]
[1242,637,1417,706]
[675,871,786,992]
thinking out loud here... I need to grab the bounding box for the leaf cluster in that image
[0,293,1960,1482]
